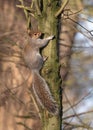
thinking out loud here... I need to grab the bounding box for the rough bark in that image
[36,1,61,130]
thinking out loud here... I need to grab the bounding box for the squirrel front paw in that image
[43,56,48,62]
[47,35,55,40]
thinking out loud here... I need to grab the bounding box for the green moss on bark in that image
[36,1,61,130]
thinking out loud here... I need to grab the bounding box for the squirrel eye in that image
[34,33,37,36]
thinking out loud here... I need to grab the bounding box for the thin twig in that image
[63,90,89,127]
[63,110,93,120]
[34,0,41,15]
[64,90,92,113]
[0,31,19,38]
[28,89,41,119]
[16,5,34,12]
[55,0,69,18]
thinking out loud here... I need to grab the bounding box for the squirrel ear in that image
[27,29,33,37]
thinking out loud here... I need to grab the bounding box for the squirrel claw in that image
[43,56,48,62]
[47,35,55,40]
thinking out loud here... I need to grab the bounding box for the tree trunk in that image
[36,1,61,130]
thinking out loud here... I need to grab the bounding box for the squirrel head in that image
[31,32,42,39]
[27,29,42,39]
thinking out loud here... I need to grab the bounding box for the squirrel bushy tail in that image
[32,71,59,115]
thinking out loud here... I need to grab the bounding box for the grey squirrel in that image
[23,33,58,115]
